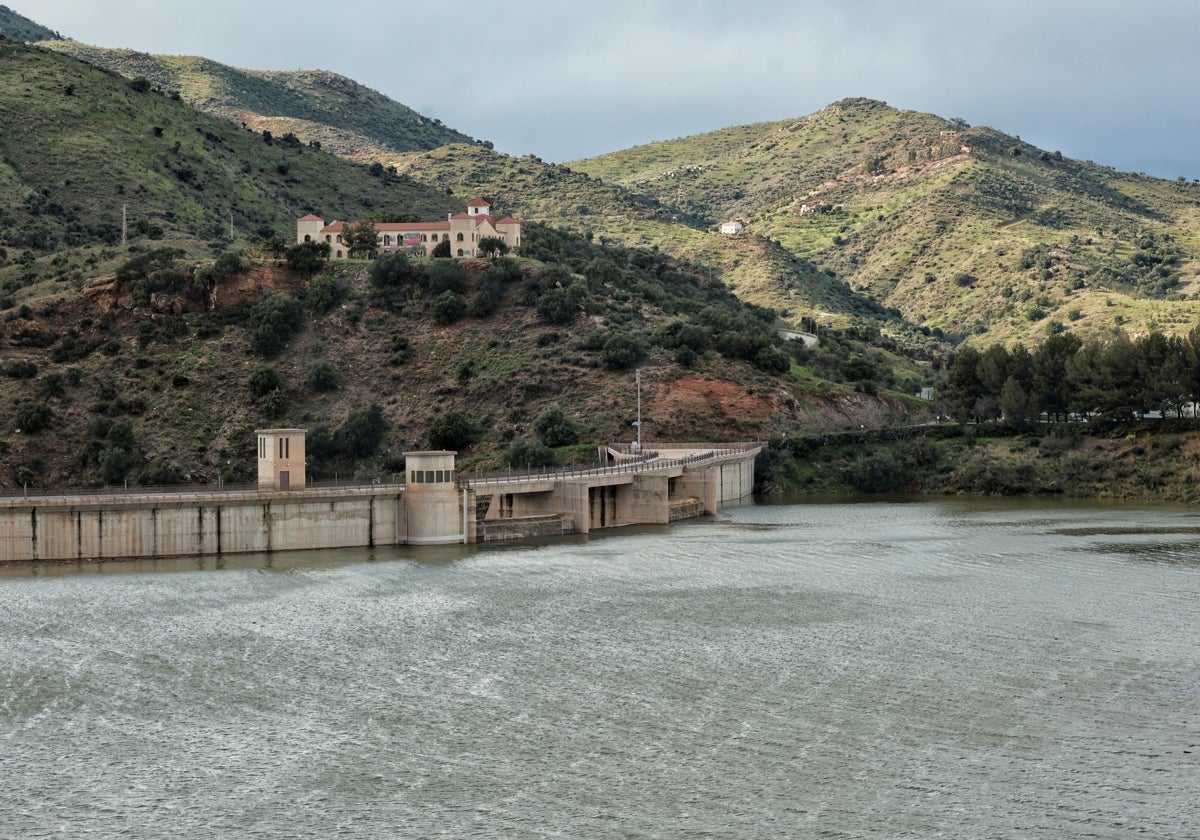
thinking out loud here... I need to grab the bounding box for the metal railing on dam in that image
[0,443,762,502]
[464,443,761,489]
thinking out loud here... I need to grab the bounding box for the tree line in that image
[940,328,1200,424]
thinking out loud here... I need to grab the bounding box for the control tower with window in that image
[256,428,307,491]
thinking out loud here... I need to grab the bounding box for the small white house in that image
[719,221,744,235]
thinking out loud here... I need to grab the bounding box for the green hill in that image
[569,98,1200,346]
[38,40,481,159]
[0,39,461,304]
[0,40,929,489]
[0,4,60,42]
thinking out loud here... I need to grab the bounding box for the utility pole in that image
[633,368,643,452]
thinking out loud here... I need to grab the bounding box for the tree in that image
[1032,332,1081,421]
[425,260,468,295]
[477,236,509,258]
[431,291,466,325]
[601,334,645,370]
[305,361,338,392]
[1000,376,1033,428]
[335,404,387,457]
[506,440,556,468]
[13,399,52,433]
[248,365,282,397]
[534,406,579,448]
[941,346,983,421]
[286,240,330,275]
[428,410,480,451]
[431,239,451,258]
[249,294,304,357]
[341,219,379,259]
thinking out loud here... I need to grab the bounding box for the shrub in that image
[506,439,556,468]
[425,260,468,295]
[13,399,52,433]
[428,410,480,451]
[305,361,338,391]
[305,275,342,313]
[285,240,330,275]
[601,333,645,370]
[248,365,282,397]
[249,294,304,357]
[468,286,501,318]
[534,406,579,448]
[536,289,575,325]
[335,404,387,457]
[2,359,37,379]
[431,291,466,325]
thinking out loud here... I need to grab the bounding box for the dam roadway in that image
[0,443,760,563]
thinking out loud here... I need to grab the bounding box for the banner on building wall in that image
[402,233,422,247]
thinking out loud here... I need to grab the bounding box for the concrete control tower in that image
[257,429,307,490]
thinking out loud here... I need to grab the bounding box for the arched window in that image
[336,235,343,244]
[303,234,311,242]
[457,249,464,257]
[336,250,343,258]
[456,232,464,242]
[324,234,331,243]
[383,235,392,246]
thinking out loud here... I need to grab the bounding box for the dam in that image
[0,435,760,563]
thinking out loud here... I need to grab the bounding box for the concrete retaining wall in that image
[0,489,411,563]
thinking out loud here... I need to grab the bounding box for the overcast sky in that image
[27,1,1200,179]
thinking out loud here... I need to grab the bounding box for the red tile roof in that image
[298,213,323,222]
[467,198,490,207]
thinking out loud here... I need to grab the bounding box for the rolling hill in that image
[38,40,482,160]
[568,98,1200,345]
[0,38,463,305]
[0,4,60,42]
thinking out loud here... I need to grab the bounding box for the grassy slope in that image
[391,144,893,322]
[570,98,1200,346]
[0,40,461,302]
[38,41,479,159]
[0,5,60,42]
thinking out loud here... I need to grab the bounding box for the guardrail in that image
[465,444,760,488]
[1,445,763,500]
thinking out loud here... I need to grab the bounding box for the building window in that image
[303,234,311,242]
[456,233,464,242]
[457,249,464,257]
[421,234,428,242]
[325,235,331,243]
[336,250,343,258]
[336,235,343,244]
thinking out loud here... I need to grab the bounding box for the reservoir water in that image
[1,498,1198,838]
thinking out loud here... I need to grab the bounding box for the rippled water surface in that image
[2,499,1199,838]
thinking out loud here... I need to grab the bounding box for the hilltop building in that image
[296,199,522,259]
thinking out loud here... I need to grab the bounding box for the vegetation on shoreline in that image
[756,422,1200,503]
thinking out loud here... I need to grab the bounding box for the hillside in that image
[389,144,902,326]
[569,98,1200,346]
[0,4,59,42]
[0,217,927,490]
[0,39,461,306]
[38,40,481,159]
